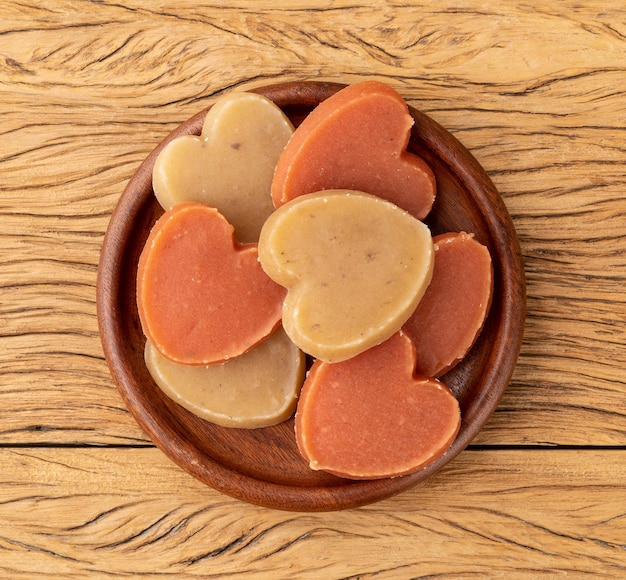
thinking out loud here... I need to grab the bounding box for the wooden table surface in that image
[2,1,625,577]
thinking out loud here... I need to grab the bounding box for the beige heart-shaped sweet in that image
[258,190,434,363]
[144,327,305,429]
[153,92,294,243]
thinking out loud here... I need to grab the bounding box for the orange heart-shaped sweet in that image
[295,331,461,480]
[272,81,436,220]
[137,203,286,365]
[404,232,493,377]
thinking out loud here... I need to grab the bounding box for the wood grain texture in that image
[0,2,626,445]
[1,1,624,446]
[0,0,625,573]
[0,447,624,578]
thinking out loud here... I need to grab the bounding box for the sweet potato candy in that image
[404,232,493,377]
[272,80,436,220]
[144,327,305,429]
[137,202,286,366]
[295,331,461,479]
[258,190,434,363]
[152,92,294,243]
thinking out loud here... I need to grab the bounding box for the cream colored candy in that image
[144,328,305,429]
[258,190,434,363]
[152,92,294,243]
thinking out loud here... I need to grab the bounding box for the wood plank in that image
[0,447,624,577]
[1,1,625,445]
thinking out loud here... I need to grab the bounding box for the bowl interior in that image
[97,81,526,511]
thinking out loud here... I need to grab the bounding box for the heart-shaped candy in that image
[153,92,294,243]
[258,190,434,363]
[144,326,305,429]
[137,203,286,365]
[295,331,461,479]
[404,232,493,377]
[271,81,436,220]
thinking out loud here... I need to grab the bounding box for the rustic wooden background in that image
[1,1,625,577]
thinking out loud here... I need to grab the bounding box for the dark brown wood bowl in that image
[97,81,526,511]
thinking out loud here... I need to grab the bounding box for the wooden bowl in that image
[97,81,526,511]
